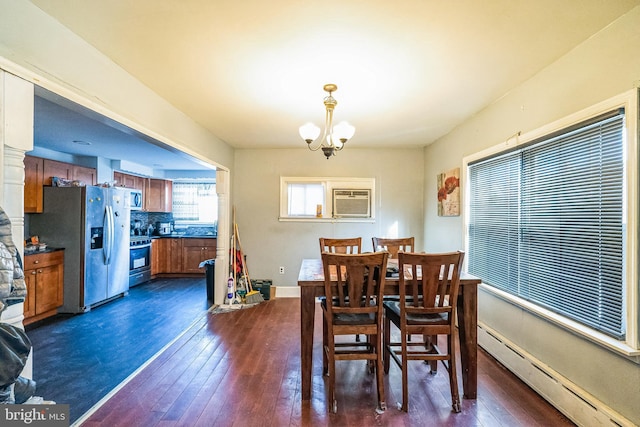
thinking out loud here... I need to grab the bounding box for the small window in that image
[172,181,217,225]
[280,177,375,221]
[287,182,325,216]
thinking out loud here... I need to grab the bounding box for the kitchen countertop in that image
[151,234,217,239]
[24,247,65,255]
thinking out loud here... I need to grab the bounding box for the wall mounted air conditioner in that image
[332,189,371,218]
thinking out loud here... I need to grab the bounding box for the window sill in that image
[278,216,375,223]
[479,283,640,360]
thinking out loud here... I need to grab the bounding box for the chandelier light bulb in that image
[333,121,355,143]
[299,122,321,143]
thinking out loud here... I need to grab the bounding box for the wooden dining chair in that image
[319,237,362,254]
[321,251,389,413]
[372,237,414,258]
[383,250,465,413]
[320,237,364,346]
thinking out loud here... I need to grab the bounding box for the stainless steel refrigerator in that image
[30,186,131,313]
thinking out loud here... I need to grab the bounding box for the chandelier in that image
[299,84,355,159]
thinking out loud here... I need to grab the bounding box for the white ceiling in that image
[33,88,217,171]
[28,0,640,169]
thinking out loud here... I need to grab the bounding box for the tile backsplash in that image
[130,211,216,237]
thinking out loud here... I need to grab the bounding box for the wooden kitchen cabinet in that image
[151,238,168,276]
[114,171,145,191]
[24,155,96,213]
[152,237,216,275]
[72,165,96,186]
[43,158,72,185]
[182,238,216,273]
[23,250,64,325]
[114,172,172,213]
[24,155,44,213]
[160,238,183,273]
[43,159,94,185]
[146,178,172,212]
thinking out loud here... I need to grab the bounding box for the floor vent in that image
[477,323,633,427]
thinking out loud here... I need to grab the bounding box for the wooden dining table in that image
[297,258,482,401]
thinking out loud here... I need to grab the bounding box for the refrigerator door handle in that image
[104,205,114,265]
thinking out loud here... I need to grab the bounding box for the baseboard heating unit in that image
[477,323,632,427]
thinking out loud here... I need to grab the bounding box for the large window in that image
[467,108,630,342]
[172,181,217,225]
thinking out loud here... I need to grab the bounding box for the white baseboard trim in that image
[272,286,299,298]
[478,323,633,427]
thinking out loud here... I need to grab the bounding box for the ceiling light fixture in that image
[299,84,355,159]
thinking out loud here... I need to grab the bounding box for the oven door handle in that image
[131,243,152,249]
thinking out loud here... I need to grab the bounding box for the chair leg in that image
[400,331,409,412]
[322,315,328,376]
[375,331,386,412]
[367,333,375,374]
[426,335,438,374]
[447,333,461,413]
[383,315,391,374]
[327,338,337,413]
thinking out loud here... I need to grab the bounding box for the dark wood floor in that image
[26,278,209,423]
[80,297,575,427]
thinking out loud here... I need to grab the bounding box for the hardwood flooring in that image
[25,278,208,424]
[80,297,576,427]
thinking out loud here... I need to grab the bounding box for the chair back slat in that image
[372,237,414,258]
[322,251,388,318]
[399,251,464,317]
[320,237,362,254]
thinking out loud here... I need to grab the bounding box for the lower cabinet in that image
[151,238,216,275]
[151,238,160,276]
[167,238,183,273]
[24,250,64,325]
[182,239,217,273]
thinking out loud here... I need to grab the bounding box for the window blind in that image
[172,182,217,223]
[468,111,625,339]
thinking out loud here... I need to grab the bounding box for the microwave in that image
[130,190,143,210]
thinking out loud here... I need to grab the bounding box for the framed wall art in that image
[437,167,460,216]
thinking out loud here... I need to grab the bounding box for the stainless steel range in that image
[129,236,151,287]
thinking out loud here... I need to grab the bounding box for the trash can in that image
[201,259,215,307]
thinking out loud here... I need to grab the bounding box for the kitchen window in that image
[172,181,217,225]
[464,90,639,353]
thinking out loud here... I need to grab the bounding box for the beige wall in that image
[233,148,424,289]
[424,6,640,424]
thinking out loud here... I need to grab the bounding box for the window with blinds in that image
[287,182,325,216]
[172,182,217,224]
[468,110,625,339]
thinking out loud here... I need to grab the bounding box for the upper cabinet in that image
[24,155,96,213]
[114,171,145,192]
[114,171,172,213]
[43,159,72,185]
[146,178,172,213]
[72,165,96,187]
[24,156,44,213]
